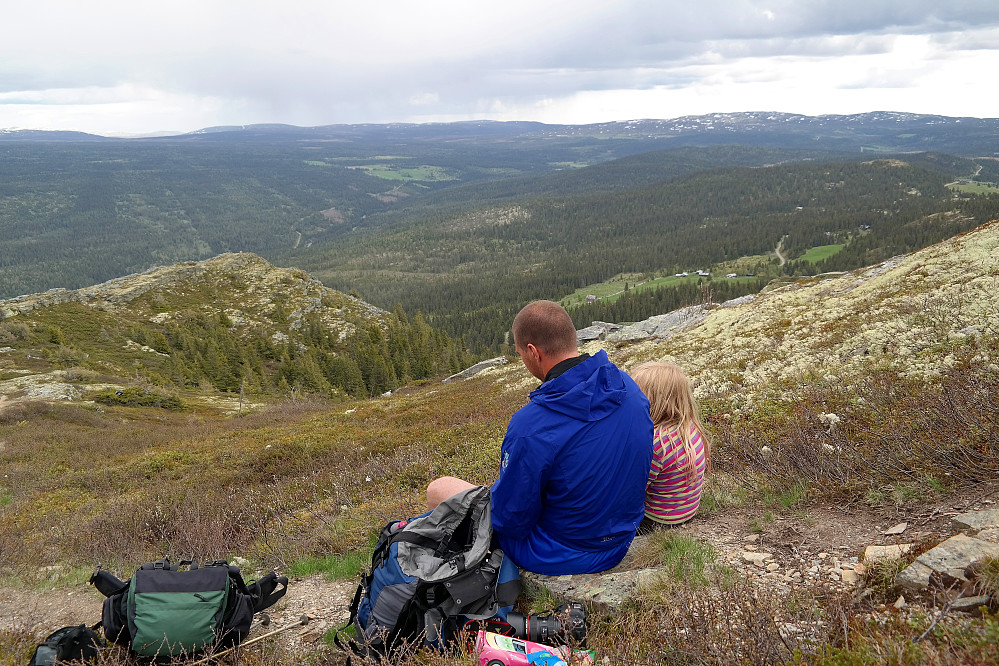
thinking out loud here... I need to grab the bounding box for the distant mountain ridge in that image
[3,111,998,154]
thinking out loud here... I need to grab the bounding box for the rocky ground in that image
[3,481,997,658]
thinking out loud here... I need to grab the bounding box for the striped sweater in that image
[644,423,706,525]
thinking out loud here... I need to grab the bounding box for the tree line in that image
[123,305,474,398]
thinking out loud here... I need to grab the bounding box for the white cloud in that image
[2,1,998,134]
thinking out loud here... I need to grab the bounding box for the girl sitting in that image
[631,362,711,532]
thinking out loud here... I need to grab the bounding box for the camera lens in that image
[504,602,586,645]
[505,611,526,638]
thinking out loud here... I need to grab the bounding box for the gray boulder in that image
[896,534,999,591]
[442,356,509,384]
[605,305,709,342]
[520,534,662,613]
[952,509,999,532]
[576,321,622,343]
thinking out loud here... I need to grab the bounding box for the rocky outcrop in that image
[522,509,999,616]
[442,356,509,383]
[576,321,622,344]
[603,305,709,342]
[896,510,999,593]
[0,253,384,324]
[520,535,660,613]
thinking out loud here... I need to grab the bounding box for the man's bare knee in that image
[426,476,475,511]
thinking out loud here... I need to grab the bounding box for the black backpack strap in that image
[29,624,105,666]
[89,568,128,598]
[332,582,369,665]
[393,531,446,552]
[246,572,289,612]
[140,557,175,571]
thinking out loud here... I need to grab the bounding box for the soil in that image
[3,481,997,656]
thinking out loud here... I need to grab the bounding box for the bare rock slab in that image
[521,568,661,613]
[975,528,999,544]
[864,544,914,562]
[742,551,774,566]
[520,535,664,612]
[442,356,508,383]
[949,595,994,614]
[951,509,999,532]
[896,534,999,591]
[883,522,908,536]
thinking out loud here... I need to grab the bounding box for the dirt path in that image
[775,236,788,266]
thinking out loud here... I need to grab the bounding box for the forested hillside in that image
[0,254,473,401]
[290,157,999,352]
[0,142,396,297]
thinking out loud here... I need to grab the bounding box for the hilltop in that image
[0,253,472,408]
[0,252,384,325]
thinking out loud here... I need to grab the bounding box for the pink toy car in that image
[474,630,594,666]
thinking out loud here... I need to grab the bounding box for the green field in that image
[561,273,650,306]
[798,243,845,263]
[561,272,766,308]
[356,164,458,182]
[950,181,999,195]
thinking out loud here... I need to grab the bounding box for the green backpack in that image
[91,558,287,658]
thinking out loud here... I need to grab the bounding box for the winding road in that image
[775,236,788,266]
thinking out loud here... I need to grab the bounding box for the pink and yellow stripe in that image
[644,424,706,526]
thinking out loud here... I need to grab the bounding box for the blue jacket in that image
[490,350,654,575]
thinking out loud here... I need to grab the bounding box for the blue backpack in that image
[337,485,521,660]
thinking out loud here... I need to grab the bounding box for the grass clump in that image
[0,629,38,666]
[762,480,809,509]
[807,610,999,665]
[697,474,748,516]
[632,532,718,588]
[285,550,370,581]
[972,557,999,598]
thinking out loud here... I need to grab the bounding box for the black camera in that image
[506,601,586,645]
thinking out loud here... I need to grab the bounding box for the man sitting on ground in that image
[428,300,653,575]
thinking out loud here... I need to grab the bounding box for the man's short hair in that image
[512,300,578,356]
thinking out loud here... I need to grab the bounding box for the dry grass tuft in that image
[707,341,999,503]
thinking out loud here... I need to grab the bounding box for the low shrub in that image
[91,387,187,410]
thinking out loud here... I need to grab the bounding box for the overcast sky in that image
[2,1,997,136]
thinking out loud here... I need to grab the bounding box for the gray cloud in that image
[2,0,998,133]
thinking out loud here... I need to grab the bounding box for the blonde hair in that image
[631,361,711,481]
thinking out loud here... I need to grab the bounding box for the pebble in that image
[841,569,862,584]
[884,522,908,535]
[742,551,773,566]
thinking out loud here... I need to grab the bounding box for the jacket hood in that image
[529,350,627,422]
